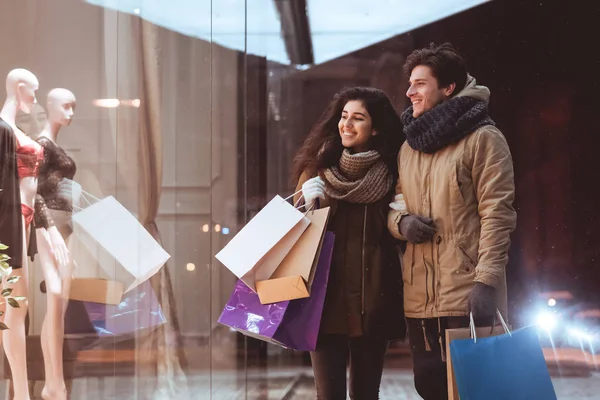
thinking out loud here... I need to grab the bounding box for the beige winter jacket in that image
[388,77,517,319]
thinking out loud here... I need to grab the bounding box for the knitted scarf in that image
[322,149,393,204]
[402,96,495,154]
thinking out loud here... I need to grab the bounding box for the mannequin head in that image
[47,88,76,126]
[6,68,39,114]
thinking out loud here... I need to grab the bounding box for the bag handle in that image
[283,189,303,204]
[283,189,316,215]
[469,309,511,343]
[72,188,102,213]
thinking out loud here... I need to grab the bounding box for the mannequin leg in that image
[56,233,74,393]
[0,301,5,347]
[38,230,58,395]
[56,270,73,391]
[37,229,72,400]
[3,217,31,400]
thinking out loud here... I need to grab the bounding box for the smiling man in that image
[387,43,517,399]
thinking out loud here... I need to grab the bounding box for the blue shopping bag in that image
[450,313,557,400]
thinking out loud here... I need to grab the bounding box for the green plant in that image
[0,242,25,331]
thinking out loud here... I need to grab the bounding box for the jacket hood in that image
[455,74,490,103]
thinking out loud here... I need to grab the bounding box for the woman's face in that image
[16,103,47,137]
[338,100,376,153]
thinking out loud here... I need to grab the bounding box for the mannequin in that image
[35,88,78,400]
[0,69,66,400]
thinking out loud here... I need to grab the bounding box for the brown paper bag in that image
[69,278,125,305]
[256,207,330,304]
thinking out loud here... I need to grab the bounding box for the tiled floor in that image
[0,342,598,399]
[0,367,598,399]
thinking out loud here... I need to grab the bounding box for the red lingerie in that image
[16,139,44,178]
[16,137,44,227]
[21,204,34,228]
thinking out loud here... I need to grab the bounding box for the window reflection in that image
[0,0,598,398]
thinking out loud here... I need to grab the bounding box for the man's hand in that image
[468,282,497,318]
[399,215,436,244]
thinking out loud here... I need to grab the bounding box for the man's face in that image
[406,65,455,118]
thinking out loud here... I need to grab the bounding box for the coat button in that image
[436,236,442,244]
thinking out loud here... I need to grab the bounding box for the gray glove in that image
[399,215,436,244]
[57,178,82,208]
[468,282,497,319]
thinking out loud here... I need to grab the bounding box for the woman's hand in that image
[57,178,82,208]
[301,176,326,209]
[389,193,407,213]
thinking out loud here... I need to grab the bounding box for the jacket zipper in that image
[410,243,415,284]
[424,253,429,309]
[435,236,441,310]
[361,205,367,315]
[425,156,434,314]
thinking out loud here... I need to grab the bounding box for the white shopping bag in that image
[215,195,310,291]
[72,196,171,292]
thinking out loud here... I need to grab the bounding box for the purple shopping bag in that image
[65,279,166,337]
[218,232,334,351]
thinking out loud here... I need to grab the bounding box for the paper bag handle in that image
[469,309,511,343]
[284,189,303,204]
[73,189,101,212]
[282,189,316,215]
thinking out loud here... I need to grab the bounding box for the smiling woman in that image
[291,87,405,398]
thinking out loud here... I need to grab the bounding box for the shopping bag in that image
[218,231,334,351]
[215,195,310,291]
[65,279,166,338]
[450,312,557,400]
[446,324,508,399]
[69,278,125,305]
[256,207,330,304]
[72,195,171,292]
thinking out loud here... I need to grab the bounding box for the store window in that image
[0,0,598,398]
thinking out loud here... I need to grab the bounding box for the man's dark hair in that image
[403,42,468,96]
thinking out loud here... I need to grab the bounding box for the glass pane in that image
[1,0,598,398]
